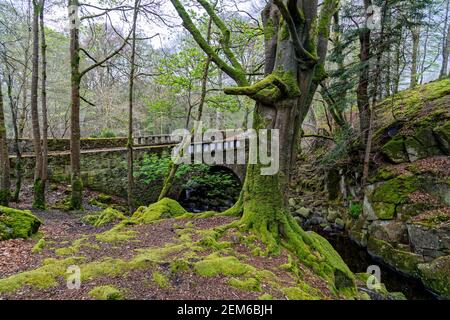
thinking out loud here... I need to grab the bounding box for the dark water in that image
[179,187,236,213]
[317,231,436,300]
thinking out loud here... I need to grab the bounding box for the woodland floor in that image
[0,183,334,300]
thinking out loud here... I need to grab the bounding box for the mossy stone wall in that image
[10,147,168,206]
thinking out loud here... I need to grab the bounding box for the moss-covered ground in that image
[0,193,370,300]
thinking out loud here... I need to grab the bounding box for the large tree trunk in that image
[170,0,353,290]
[30,0,45,209]
[224,0,334,245]
[0,76,11,206]
[69,0,83,210]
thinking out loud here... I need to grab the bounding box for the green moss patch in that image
[89,285,124,300]
[194,254,255,277]
[82,208,126,227]
[152,271,171,289]
[0,257,82,293]
[228,277,261,292]
[32,238,46,253]
[95,224,136,243]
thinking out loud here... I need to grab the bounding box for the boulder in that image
[404,128,441,162]
[0,206,42,240]
[418,255,450,299]
[368,221,409,245]
[335,218,345,229]
[295,207,311,219]
[367,237,423,277]
[368,175,420,220]
[381,137,409,164]
[433,121,450,155]
[326,209,339,223]
[288,198,296,208]
[407,223,450,260]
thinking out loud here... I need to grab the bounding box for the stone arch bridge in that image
[7,134,247,202]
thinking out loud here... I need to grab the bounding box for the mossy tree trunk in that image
[127,0,140,213]
[69,0,82,210]
[170,0,339,244]
[410,25,420,89]
[68,0,132,210]
[441,24,450,79]
[5,71,20,203]
[357,0,371,147]
[0,75,11,206]
[40,0,49,198]
[30,0,46,210]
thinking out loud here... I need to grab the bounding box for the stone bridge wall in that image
[9,147,170,205]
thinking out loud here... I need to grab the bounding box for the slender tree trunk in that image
[393,39,402,94]
[440,0,450,79]
[410,25,420,89]
[441,25,450,79]
[362,1,388,186]
[419,8,431,85]
[0,76,11,206]
[30,0,45,209]
[19,0,32,139]
[127,0,140,212]
[357,0,372,147]
[69,0,83,210]
[5,71,22,202]
[158,15,214,201]
[40,0,48,195]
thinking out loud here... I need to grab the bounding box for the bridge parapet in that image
[134,134,179,146]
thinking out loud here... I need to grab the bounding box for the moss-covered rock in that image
[367,237,423,277]
[381,138,409,164]
[404,128,442,162]
[433,121,450,155]
[131,198,188,224]
[371,202,397,220]
[417,255,450,298]
[0,206,41,240]
[369,175,420,220]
